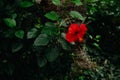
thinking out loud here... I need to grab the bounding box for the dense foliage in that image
[0,0,86,80]
[86,0,120,79]
[87,0,120,65]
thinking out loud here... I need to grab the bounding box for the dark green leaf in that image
[3,18,16,28]
[44,11,59,21]
[45,22,55,27]
[3,29,14,38]
[37,57,47,68]
[34,34,49,46]
[45,47,59,62]
[20,1,33,8]
[71,0,82,6]
[11,13,17,19]
[58,37,71,50]
[52,0,61,6]
[41,24,58,36]
[69,11,84,20]
[12,43,23,53]
[15,30,24,39]
[27,28,38,39]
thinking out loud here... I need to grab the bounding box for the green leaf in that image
[12,43,23,53]
[34,34,49,46]
[35,24,43,29]
[58,38,71,50]
[94,35,101,42]
[20,1,33,8]
[15,30,24,39]
[79,76,85,80]
[45,47,59,62]
[27,28,38,39]
[95,35,101,39]
[45,22,55,27]
[41,24,58,36]
[71,0,83,6]
[11,13,17,19]
[93,43,101,50]
[52,0,61,6]
[37,57,47,68]
[44,11,59,21]
[69,11,84,20]
[3,18,16,28]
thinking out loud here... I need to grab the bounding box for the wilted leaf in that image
[35,0,42,4]
[3,18,16,28]
[44,11,59,21]
[15,30,24,39]
[34,34,49,46]
[69,11,84,20]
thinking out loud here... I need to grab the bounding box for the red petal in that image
[68,24,79,34]
[77,33,84,39]
[79,24,87,34]
[66,33,77,43]
[66,23,87,43]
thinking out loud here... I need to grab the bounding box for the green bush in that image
[0,0,86,80]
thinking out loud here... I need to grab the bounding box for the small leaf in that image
[45,47,59,62]
[34,34,49,46]
[69,11,84,20]
[52,0,61,6]
[12,43,23,53]
[45,22,55,27]
[27,28,38,39]
[35,24,43,29]
[95,35,101,39]
[44,11,59,21]
[15,30,24,39]
[71,0,83,6]
[3,18,16,28]
[37,57,47,68]
[11,13,17,19]
[93,43,101,50]
[20,1,33,8]
[94,35,101,42]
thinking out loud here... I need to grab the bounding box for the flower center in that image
[74,31,79,35]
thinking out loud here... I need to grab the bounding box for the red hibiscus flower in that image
[66,23,87,43]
